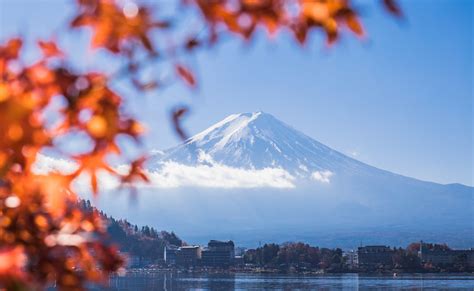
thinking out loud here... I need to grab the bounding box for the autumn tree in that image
[0,0,401,289]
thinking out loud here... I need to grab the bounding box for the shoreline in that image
[120,267,474,277]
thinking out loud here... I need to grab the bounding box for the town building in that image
[176,246,202,267]
[357,245,394,269]
[201,240,235,267]
[419,242,474,267]
[234,247,246,257]
[343,250,358,269]
[164,245,179,265]
[234,255,244,266]
[121,251,154,268]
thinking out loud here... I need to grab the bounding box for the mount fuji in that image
[93,112,472,248]
[148,111,370,178]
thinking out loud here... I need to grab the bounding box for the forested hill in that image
[79,200,183,260]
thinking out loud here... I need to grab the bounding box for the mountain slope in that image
[148,112,466,189]
[97,112,473,248]
[150,112,380,177]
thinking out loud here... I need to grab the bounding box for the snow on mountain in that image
[149,112,393,182]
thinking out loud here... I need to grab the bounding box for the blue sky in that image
[1,0,472,186]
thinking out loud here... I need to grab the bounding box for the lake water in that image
[93,272,474,290]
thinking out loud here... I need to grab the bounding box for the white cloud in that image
[145,162,295,189]
[298,164,308,172]
[197,150,214,165]
[32,154,78,175]
[32,154,296,189]
[311,170,333,183]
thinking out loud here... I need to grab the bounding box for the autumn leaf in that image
[87,115,108,139]
[185,38,200,51]
[175,64,196,88]
[346,14,364,37]
[0,38,22,59]
[121,157,149,185]
[383,0,403,17]
[38,40,64,58]
[172,106,189,140]
[72,150,116,195]
[37,173,76,216]
[71,0,162,54]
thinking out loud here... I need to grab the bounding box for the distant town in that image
[80,200,474,274]
[124,240,474,274]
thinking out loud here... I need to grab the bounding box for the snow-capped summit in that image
[150,112,372,178]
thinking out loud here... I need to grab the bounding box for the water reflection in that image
[91,272,474,290]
